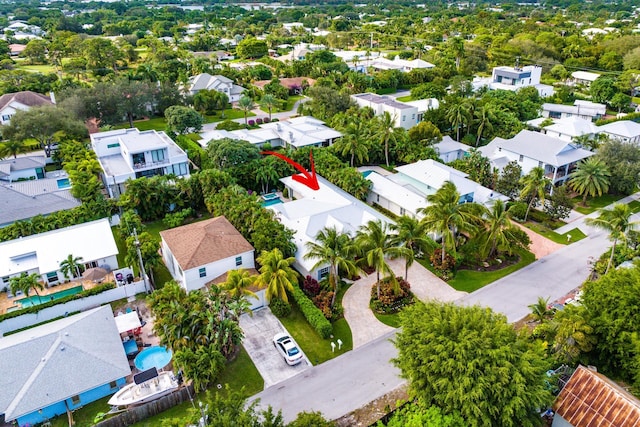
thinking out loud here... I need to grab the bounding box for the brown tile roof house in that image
[160,216,254,270]
[553,365,640,427]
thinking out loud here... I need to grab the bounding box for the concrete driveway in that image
[240,308,311,389]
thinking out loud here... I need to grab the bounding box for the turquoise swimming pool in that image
[261,193,283,207]
[17,285,83,307]
[57,178,71,189]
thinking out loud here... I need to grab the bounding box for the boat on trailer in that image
[108,367,179,407]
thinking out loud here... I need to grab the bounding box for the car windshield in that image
[287,347,299,356]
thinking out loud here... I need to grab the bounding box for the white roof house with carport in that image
[0,305,130,427]
[597,120,640,144]
[0,218,119,290]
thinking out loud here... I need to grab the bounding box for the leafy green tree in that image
[125,231,161,287]
[393,302,553,427]
[495,161,522,199]
[569,158,611,206]
[590,76,618,104]
[9,272,44,303]
[288,411,334,427]
[333,120,371,167]
[610,93,632,113]
[207,138,261,170]
[586,203,638,273]
[164,105,203,135]
[22,39,48,65]
[255,248,299,303]
[193,89,228,115]
[174,344,226,392]
[519,167,550,222]
[595,139,640,195]
[303,86,353,121]
[260,94,278,121]
[304,227,358,307]
[81,37,125,76]
[419,181,482,263]
[236,37,268,59]
[445,99,472,142]
[390,216,436,280]
[544,184,574,221]
[473,104,495,146]
[373,111,397,167]
[407,121,442,146]
[552,304,596,364]
[238,95,255,126]
[478,199,527,259]
[59,254,84,280]
[378,399,464,427]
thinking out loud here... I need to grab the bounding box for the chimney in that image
[49,91,56,104]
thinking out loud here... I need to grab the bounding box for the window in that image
[400,207,406,215]
[235,256,242,266]
[167,162,188,176]
[151,149,166,163]
[411,114,415,120]
[109,381,117,389]
[71,395,80,405]
[318,267,329,280]
[46,272,58,284]
[538,161,543,167]
[376,195,380,202]
[2,114,11,121]
[402,115,406,122]
[1,276,8,284]
[519,155,524,162]
[199,267,206,278]
[107,143,120,148]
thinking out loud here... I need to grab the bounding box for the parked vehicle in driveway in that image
[273,333,303,365]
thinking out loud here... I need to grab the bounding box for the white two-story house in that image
[350,93,438,130]
[91,128,189,198]
[473,65,554,98]
[187,73,246,102]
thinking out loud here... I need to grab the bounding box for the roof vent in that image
[60,346,65,351]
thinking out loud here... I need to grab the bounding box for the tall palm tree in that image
[255,248,298,303]
[9,272,45,303]
[355,220,408,298]
[479,200,523,259]
[334,120,370,167]
[238,96,255,126]
[390,215,436,280]
[0,140,27,159]
[569,158,611,206]
[373,111,397,167]
[222,269,258,301]
[304,227,359,307]
[59,254,84,280]
[474,105,495,146]
[552,304,595,363]
[260,94,277,121]
[519,167,550,222]
[419,181,483,264]
[445,99,471,141]
[255,160,279,194]
[586,203,638,274]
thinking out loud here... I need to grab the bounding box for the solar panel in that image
[134,367,158,384]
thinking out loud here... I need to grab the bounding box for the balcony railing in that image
[132,159,169,170]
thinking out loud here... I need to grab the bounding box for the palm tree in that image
[552,304,595,363]
[304,227,359,307]
[586,203,638,274]
[479,200,523,259]
[390,215,436,280]
[238,96,255,126]
[528,296,551,323]
[255,248,298,303]
[445,99,471,141]
[373,111,397,167]
[0,140,27,159]
[222,269,258,301]
[255,160,279,194]
[334,120,370,167]
[355,220,408,298]
[519,167,550,222]
[569,158,611,206]
[9,272,44,303]
[260,94,277,121]
[419,181,483,264]
[474,105,495,146]
[59,254,84,280]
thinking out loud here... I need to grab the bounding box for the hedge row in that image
[0,282,116,322]
[595,112,640,126]
[291,284,332,339]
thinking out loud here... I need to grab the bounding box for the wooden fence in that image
[93,384,196,427]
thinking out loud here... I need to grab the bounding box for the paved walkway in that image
[512,221,564,259]
[343,258,465,349]
[555,193,640,235]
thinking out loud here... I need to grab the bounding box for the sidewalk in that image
[555,192,640,235]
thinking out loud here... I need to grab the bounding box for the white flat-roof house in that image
[160,216,257,296]
[571,71,601,86]
[597,120,640,144]
[433,136,471,163]
[0,218,119,290]
[370,56,435,72]
[543,117,599,142]
[267,175,392,281]
[0,91,53,125]
[187,73,246,102]
[479,130,594,186]
[198,116,342,149]
[473,65,554,98]
[0,306,130,427]
[91,128,189,198]
[542,100,606,121]
[351,93,437,130]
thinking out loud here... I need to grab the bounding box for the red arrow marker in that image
[261,150,320,190]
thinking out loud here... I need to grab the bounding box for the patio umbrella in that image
[82,267,108,281]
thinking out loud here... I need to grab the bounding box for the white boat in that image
[108,368,179,407]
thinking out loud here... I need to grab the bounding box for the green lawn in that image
[396,95,413,102]
[50,396,112,427]
[628,200,640,213]
[276,95,303,112]
[573,194,624,214]
[278,302,353,365]
[15,63,57,73]
[522,222,586,245]
[443,249,537,293]
[374,311,402,328]
[204,109,254,124]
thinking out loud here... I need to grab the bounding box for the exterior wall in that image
[367,192,410,218]
[602,132,640,144]
[40,254,119,286]
[7,167,41,181]
[0,103,31,125]
[182,250,255,292]
[544,129,573,142]
[439,149,466,163]
[247,289,266,310]
[15,378,126,427]
[161,239,186,285]
[551,415,573,427]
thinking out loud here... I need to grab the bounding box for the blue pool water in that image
[135,346,173,371]
[262,197,283,207]
[56,178,71,189]
[17,285,83,307]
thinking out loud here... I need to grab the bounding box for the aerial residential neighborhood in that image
[2,0,640,426]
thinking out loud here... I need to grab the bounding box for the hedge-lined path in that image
[343,258,466,349]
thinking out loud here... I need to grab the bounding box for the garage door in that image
[247,289,266,310]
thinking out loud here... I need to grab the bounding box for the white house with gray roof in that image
[91,128,189,198]
[543,116,599,142]
[187,73,246,102]
[597,120,640,144]
[480,130,594,186]
[0,156,46,182]
[0,305,130,426]
[542,101,606,121]
[433,136,471,163]
[351,93,437,130]
[0,218,119,291]
[473,65,554,98]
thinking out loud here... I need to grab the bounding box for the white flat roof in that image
[366,171,425,216]
[0,218,118,276]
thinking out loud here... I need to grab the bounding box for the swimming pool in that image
[261,193,283,207]
[17,285,83,307]
[135,346,173,371]
[56,178,71,189]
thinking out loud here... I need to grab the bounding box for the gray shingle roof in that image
[0,306,130,422]
[0,185,81,226]
[0,156,45,172]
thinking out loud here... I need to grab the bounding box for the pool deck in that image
[0,274,113,315]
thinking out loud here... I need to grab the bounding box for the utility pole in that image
[370,32,373,50]
[133,228,151,294]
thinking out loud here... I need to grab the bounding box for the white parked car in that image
[273,333,303,366]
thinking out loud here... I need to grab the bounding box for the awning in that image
[115,311,141,334]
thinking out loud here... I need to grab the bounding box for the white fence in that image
[0,281,147,336]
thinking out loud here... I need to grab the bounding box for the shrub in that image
[256,118,263,125]
[312,290,334,319]
[302,275,320,297]
[508,202,528,222]
[370,277,413,314]
[163,208,194,228]
[291,284,332,338]
[269,298,292,317]
[248,119,255,126]
[263,117,271,123]
[271,118,279,122]
[430,249,456,280]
